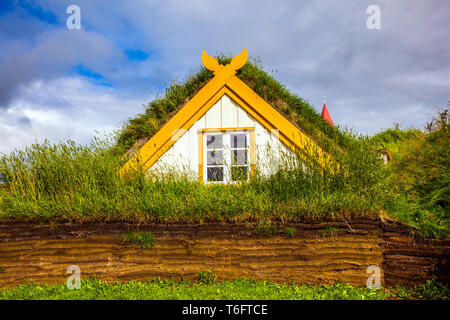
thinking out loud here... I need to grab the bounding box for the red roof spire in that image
[321,97,334,126]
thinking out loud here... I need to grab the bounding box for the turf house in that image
[120,48,335,182]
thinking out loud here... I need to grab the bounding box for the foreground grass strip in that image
[0,279,448,300]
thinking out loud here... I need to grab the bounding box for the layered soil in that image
[0,219,448,289]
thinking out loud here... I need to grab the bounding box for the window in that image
[202,130,252,183]
[230,134,248,181]
[206,134,224,182]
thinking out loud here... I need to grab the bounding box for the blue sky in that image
[0,0,449,154]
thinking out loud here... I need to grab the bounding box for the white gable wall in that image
[150,94,297,178]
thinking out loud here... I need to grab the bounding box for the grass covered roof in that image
[114,55,352,158]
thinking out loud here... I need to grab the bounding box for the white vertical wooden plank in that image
[189,121,200,173]
[205,99,221,128]
[196,113,206,129]
[221,95,238,127]
[237,105,255,127]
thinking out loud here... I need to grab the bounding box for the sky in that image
[0,0,449,155]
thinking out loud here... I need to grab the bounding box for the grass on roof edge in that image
[113,54,353,159]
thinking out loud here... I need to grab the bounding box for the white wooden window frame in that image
[203,130,251,184]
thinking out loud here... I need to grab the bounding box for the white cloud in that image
[0,0,448,150]
[0,76,151,155]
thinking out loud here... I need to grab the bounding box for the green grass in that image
[196,271,217,285]
[0,278,448,300]
[0,125,447,238]
[374,111,450,238]
[0,134,385,224]
[252,225,279,237]
[284,227,295,238]
[0,55,447,239]
[122,231,156,249]
[370,127,424,154]
[322,226,339,236]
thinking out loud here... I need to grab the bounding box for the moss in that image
[252,224,278,237]
[122,231,157,249]
[196,271,217,285]
[284,227,296,238]
[322,226,339,236]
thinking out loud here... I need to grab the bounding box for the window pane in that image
[231,166,248,181]
[230,134,247,148]
[206,135,223,149]
[232,149,247,165]
[207,167,224,181]
[207,150,223,165]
